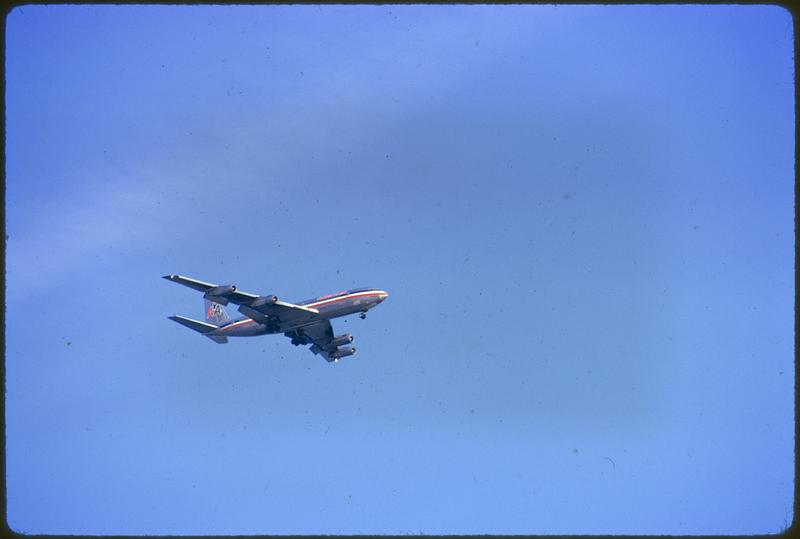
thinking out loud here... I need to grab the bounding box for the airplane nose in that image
[380,291,389,300]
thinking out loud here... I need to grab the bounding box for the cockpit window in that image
[348,287,377,293]
[317,290,348,300]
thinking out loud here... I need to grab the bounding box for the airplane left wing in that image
[285,320,356,363]
[163,274,320,326]
[163,274,259,303]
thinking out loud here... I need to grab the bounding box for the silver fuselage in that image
[209,289,388,338]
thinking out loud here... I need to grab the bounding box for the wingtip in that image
[163,274,176,280]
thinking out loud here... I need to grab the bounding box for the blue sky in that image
[5,4,794,535]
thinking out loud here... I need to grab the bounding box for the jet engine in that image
[251,295,278,307]
[329,334,354,348]
[203,284,237,305]
[330,347,356,359]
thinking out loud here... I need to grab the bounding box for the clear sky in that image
[5,4,794,535]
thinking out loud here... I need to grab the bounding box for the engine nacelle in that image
[330,347,356,360]
[203,284,237,305]
[208,284,236,296]
[251,294,278,307]
[329,334,354,348]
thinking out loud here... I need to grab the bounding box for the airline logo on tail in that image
[205,299,229,325]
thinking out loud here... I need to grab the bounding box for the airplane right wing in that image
[284,320,356,363]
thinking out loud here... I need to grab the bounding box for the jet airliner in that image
[164,274,389,363]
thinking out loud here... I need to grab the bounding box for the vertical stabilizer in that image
[204,299,230,326]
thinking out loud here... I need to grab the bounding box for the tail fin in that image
[205,299,230,326]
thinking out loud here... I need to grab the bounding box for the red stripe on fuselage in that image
[221,318,256,331]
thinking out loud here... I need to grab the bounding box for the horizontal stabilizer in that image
[205,335,229,344]
[168,315,218,334]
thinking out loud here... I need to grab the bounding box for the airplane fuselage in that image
[209,288,388,338]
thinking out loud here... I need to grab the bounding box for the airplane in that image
[163,274,389,363]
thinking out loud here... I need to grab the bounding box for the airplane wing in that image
[163,274,320,326]
[285,320,356,363]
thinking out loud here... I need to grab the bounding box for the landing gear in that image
[287,330,298,346]
[288,329,308,346]
[359,312,367,320]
